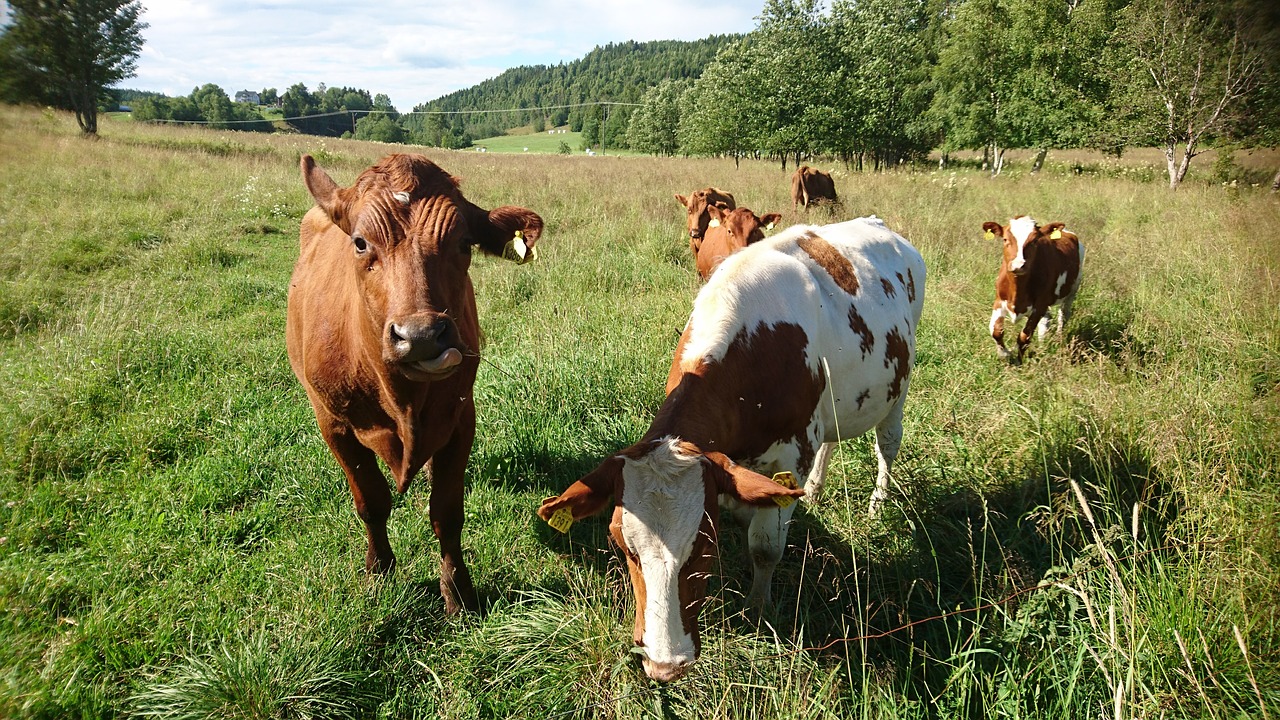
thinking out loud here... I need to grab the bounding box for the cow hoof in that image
[365,549,397,576]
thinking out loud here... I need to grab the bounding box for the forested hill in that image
[407,36,738,141]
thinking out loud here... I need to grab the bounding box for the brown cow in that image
[539,217,925,682]
[674,187,736,254]
[983,216,1083,364]
[790,166,837,210]
[694,204,781,280]
[287,153,543,613]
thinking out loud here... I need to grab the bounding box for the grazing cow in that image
[983,216,1083,364]
[790,166,837,210]
[538,217,925,681]
[675,187,736,254]
[694,204,782,280]
[287,153,543,613]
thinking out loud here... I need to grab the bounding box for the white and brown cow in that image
[983,216,1083,364]
[538,217,925,682]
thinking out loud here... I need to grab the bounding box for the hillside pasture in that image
[0,106,1276,718]
[473,128,588,154]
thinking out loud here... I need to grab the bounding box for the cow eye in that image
[353,236,368,254]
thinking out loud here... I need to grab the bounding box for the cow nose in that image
[386,315,454,363]
[690,229,701,239]
[642,658,691,683]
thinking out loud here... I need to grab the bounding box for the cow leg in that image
[1057,295,1075,337]
[745,502,798,609]
[427,406,479,614]
[320,421,396,574]
[868,395,906,516]
[1018,308,1048,363]
[990,306,1013,363]
[801,442,836,505]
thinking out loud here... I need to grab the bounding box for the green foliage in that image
[406,37,737,144]
[0,0,147,134]
[352,113,407,144]
[627,79,688,156]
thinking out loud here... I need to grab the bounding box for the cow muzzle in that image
[385,313,463,377]
[642,657,692,683]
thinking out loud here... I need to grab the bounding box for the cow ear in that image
[476,206,544,264]
[702,452,805,507]
[760,213,782,231]
[1041,222,1065,239]
[982,221,1003,241]
[675,194,689,207]
[301,154,355,234]
[537,457,623,532]
[707,203,727,226]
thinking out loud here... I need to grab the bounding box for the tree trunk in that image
[982,144,990,172]
[1271,167,1280,193]
[1030,148,1048,173]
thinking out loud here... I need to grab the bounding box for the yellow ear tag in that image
[771,471,798,508]
[1050,228,1063,240]
[502,230,537,264]
[765,222,775,231]
[547,507,573,534]
[984,230,996,240]
[708,218,720,228]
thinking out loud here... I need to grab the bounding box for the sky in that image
[41,0,768,110]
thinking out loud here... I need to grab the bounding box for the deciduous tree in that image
[1109,0,1272,188]
[0,0,147,135]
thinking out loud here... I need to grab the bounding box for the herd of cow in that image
[285,153,1084,682]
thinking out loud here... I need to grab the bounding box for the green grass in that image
[0,105,1276,718]
[472,129,640,155]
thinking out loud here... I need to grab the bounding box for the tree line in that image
[2,0,1276,189]
[633,0,1278,189]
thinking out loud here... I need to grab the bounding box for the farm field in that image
[0,105,1276,718]
[472,128,636,155]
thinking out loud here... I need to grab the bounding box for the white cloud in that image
[124,0,763,108]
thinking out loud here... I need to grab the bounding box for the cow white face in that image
[536,438,803,683]
[613,439,714,681]
[985,216,1042,276]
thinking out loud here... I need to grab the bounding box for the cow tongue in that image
[412,348,462,373]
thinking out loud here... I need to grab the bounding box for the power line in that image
[141,100,642,126]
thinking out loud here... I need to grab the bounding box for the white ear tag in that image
[393,191,411,205]
[765,222,775,231]
[708,218,721,228]
[502,230,537,264]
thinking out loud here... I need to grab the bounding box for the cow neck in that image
[645,366,745,459]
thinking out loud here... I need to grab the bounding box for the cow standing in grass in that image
[675,187,736,256]
[791,166,837,210]
[538,217,925,681]
[287,153,542,613]
[693,204,782,280]
[983,216,1083,364]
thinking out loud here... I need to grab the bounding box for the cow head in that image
[675,188,735,242]
[706,205,782,249]
[302,153,542,381]
[984,216,1046,277]
[537,437,803,682]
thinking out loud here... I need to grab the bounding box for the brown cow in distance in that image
[287,153,543,613]
[983,216,1083,364]
[791,166,837,210]
[694,204,781,280]
[674,187,736,254]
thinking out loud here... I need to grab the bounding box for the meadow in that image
[0,104,1276,719]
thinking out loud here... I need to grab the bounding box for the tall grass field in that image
[0,105,1276,719]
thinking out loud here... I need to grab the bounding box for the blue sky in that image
[91,0,765,109]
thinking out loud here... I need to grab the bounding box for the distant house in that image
[234,90,260,105]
